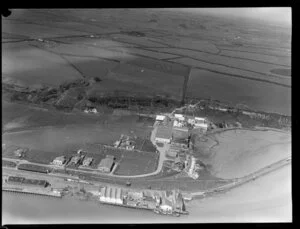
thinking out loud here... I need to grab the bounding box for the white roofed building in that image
[156,115,166,122]
[194,117,208,131]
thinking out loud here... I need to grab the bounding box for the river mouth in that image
[270,68,291,77]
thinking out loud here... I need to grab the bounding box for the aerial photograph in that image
[2,8,291,224]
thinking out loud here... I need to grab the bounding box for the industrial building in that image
[99,186,123,204]
[155,125,173,143]
[98,156,115,173]
[52,156,67,166]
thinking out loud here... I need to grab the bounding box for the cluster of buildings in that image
[50,148,116,173]
[14,148,28,158]
[98,185,186,215]
[113,135,136,150]
[84,107,98,114]
[154,113,209,175]
[184,155,202,180]
[51,149,93,167]
[154,113,208,145]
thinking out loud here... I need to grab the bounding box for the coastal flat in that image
[193,129,291,179]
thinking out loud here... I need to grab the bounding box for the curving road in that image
[2,121,170,179]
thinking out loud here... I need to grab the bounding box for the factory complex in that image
[98,185,188,216]
[155,113,208,145]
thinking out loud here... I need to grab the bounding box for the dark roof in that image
[8,176,25,183]
[172,129,189,140]
[106,155,115,160]
[172,138,188,145]
[167,150,178,157]
[8,176,48,186]
[156,125,172,139]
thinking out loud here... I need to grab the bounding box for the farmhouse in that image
[14,148,27,158]
[52,156,66,166]
[155,125,173,143]
[187,117,209,131]
[70,155,81,165]
[98,156,115,173]
[82,157,93,167]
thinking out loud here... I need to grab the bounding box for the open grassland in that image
[193,129,291,179]
[2,122,152,153]
[113,150,159,176]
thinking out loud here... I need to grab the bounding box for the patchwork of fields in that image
[2,9,291,114]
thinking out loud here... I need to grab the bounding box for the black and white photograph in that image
[2,8,291,224]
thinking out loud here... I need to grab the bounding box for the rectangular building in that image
[98,157,114,173]
[155,125,173,143]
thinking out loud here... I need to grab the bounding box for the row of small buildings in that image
[51,151,115,173]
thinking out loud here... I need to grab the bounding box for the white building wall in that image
[174,114,183,118]
[116,188,123,204]
[156,115,166,121]
[155,137,171,143]
[160,205,172,211]
[111,187,116,203]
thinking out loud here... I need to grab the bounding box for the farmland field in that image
[270,68,291,77]
[3,9,291,116]
[2,43,83,88]
[186,68,291,115]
